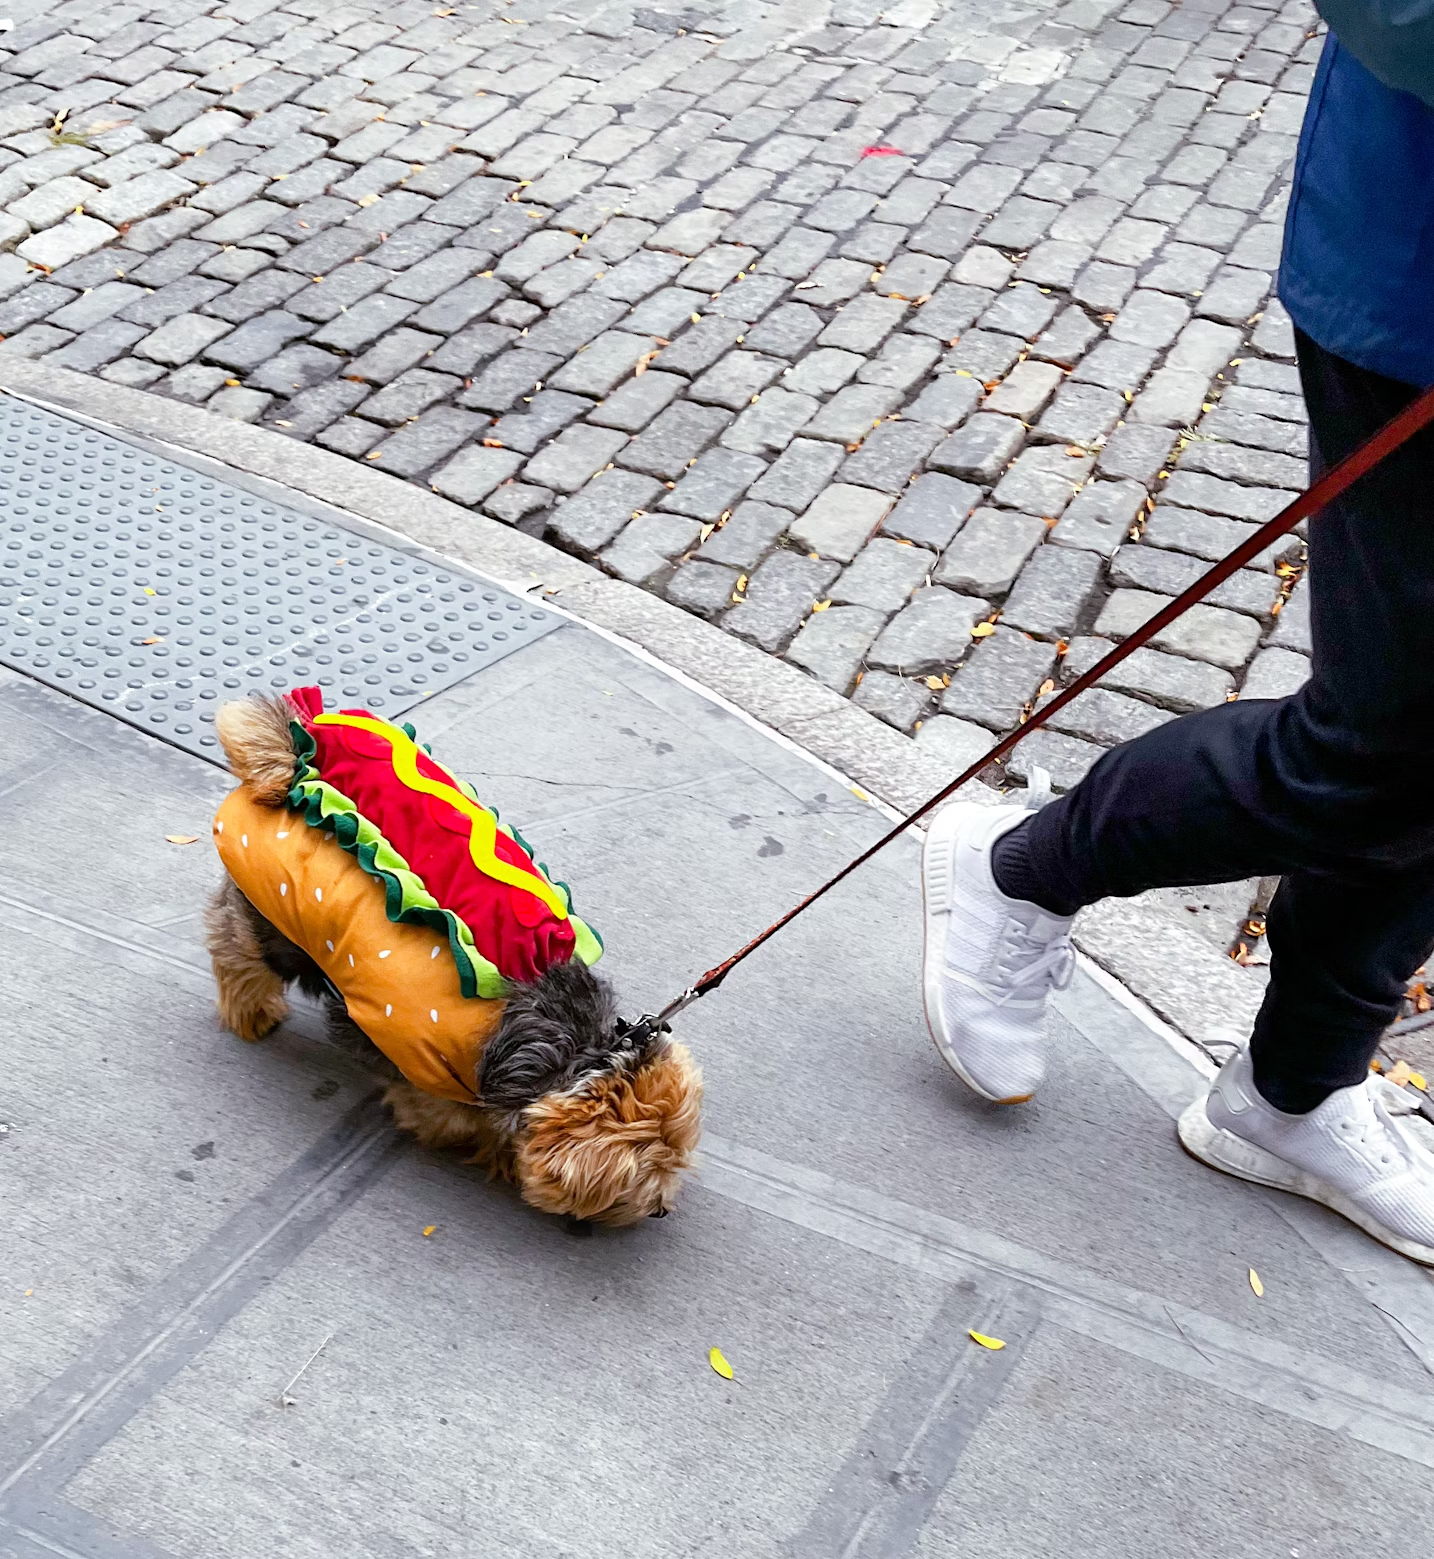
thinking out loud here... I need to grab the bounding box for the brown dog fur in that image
[206,692,702,1226]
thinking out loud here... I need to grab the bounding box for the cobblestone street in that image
[0,0,1316,791]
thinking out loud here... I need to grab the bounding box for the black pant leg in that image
[998,330,1434,1103]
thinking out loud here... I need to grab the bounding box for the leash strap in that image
[649,378,1434,1022]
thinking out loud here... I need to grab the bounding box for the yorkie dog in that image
[205,689,701,1226]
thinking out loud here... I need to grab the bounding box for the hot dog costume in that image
[213,686,602,1103]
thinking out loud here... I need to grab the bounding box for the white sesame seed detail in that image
[348,953,355,967]
[430,1009,438,1023]
[385,1003,393,1017]
[241,833,248,847]
[279,882,288,897]
[276,830,288,839]
[378,949,391,958]
[215,820,223,834]
[315,888,322,902]
[430,945,440,960]
[325,940,335,952]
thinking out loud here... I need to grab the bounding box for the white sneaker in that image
[920,799,1075,1104]
[1179,1047,1434,1266]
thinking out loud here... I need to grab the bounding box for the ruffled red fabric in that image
[288,686,575,984]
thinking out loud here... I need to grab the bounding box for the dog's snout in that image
[649,1205,670,1218]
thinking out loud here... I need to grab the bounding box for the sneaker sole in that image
[920,805,1033,1106]
[1177,1095,1434,1267]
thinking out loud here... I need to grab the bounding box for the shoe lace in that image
[1339,1095,1426,1172]
[987,919,1076,1004]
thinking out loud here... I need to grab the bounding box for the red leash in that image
[646,379,1434,1030]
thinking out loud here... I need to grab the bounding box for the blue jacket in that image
[1278,12,1434,387]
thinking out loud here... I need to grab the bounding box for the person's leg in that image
[985,327,1434,1104]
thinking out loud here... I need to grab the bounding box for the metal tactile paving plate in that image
[0,394,562,760]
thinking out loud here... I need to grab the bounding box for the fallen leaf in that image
[860,144,905,157]
[971,622,997,638]
[1387,1060,1414,1088]
[366,450,383,460]
[734,573,748,593]
[1248,1268,1264,1298]
[925,675,944,690]
[1064,445,1085,457]
[142,586,156,595]
[165,834,200,845]
[423,1224,437,1237]
[224,377,240,387]
[356,192,379,207]
[968,1330,1006,1350]
[634,349,660,375]
[708,1346,734,1379]
[1038,679,1055,696]
[811,599,831,612]
[482,437,505,448]
[1412,1071,1429,1091]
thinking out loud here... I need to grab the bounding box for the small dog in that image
[205,690,701,1226]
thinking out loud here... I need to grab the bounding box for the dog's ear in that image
[513,1041,703,1225]
[478,959,619,1109]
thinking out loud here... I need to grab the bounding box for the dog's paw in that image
[220,991,289,1042]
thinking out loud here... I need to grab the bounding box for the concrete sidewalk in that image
[3,399,1434,1559]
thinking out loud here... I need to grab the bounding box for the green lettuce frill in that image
[285,720,601,998]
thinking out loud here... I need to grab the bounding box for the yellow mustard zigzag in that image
[312,713,569,919]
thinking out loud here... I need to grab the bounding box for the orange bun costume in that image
[213,686,602,1103]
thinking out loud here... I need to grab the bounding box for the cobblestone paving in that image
[0,0,1318,789]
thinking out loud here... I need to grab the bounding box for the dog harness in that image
[214,686,602,1104]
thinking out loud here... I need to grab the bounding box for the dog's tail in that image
[215,694,299,806]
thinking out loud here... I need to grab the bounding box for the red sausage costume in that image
[213,687,602,1103]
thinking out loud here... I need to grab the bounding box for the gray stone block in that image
[1038,685,1175,746]
[941,625,1057,731]
[46,281,146,332]
[664,559,742,619]
[315,415,384,456]
[487,390,590,454]
[40,318,147,372]
[1034,382,1126,446]
[548,469,663,552]
[928,415,1024,483]
[658,447,768,520]
[523,423,629,494]
[984,360,1063,420]
[882,473,981,551]
[1005,728,1104,791]
[625,286,709,338]
[456,348,562,412]
[785,604,887,695]
[1097,422,1178,484]
[244,344,344,394]
[839,420,944,494]
[650,317,745,376]
[934,508,1047,596]
[746,439,844,512]
[1110,288,1191,348]
[903,374,981,431]
[906,282,994,342]
[1241,645,1310,699]
[309,293,420,353]
[1161,470,1296,523]
[781,347,864,398]
[429,445,525,506]
[1094,588,1263,669]
[818,294,907,353]
[1030,306,1101,367]
[695,502,790,569]
[721,551,840,653]
[346,326,443,384]
[1071,260,1137,313]
[483,483,553,526]
[743,301,825,358]
[1061,636,1235,712]
[200,307,312,371]
[1269,578,1310,652]
[1109,543,1279,619]
[1129,366,1212,427]
[868,587,992,677]
[688,350,786,411]
[1048,479,1146,558]
[135,311,233,365]
[851,670,931,733]
[830,538,935,612]
[907,206,982,259]
[789,484,895,562]
[620,400,732,480]
[588,369,686,433]
[721,387,820,456]
[1001,545,1104,638]
[1176,439,1306,491]
[941,330,1024,383]
[522,294,628,357]
[802,384,903,445]
[206,385,273,423]
[547,330,659,398]
[857,332,942,391]
[262,376,368,438]
[601,514,703,587]
[915,715,999,773]
[978,282,1059,341]
[367,407,486,479]
[991,445,1094,516]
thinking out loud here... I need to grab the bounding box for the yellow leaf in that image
[1037,679,1055,696]
[141,635,165,645]
[735,573,748,592]
[423,1224,437,1237]
[366,450,383,460]
[356,192,380,207]
[1411,1071,1428,1091]
[971,622,996,638]
[709,1346,734,1379]
[968,1330,1006,1350]
[811,599,831,612]
[225,377,240,387]
[165,834,199,845]
[925,675,944,690]
[143,586,156,595]
[1248,1268,1264,1298]
[1388,1060,1414,1088]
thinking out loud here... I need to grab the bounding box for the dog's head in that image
[479,961,703,1227]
